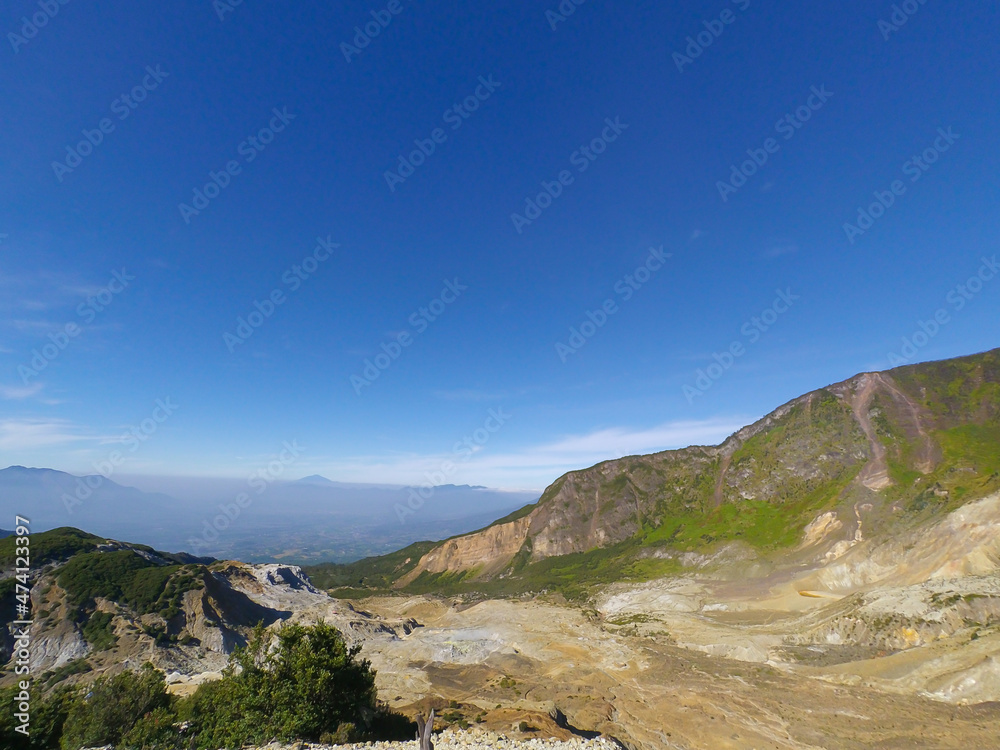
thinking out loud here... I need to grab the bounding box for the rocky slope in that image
[388,349,1000,590]
[0,531,417,694]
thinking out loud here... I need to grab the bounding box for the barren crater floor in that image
[357,595,999,750]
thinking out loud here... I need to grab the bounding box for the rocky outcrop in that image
[1,551,420,692]
[399,516,533,585]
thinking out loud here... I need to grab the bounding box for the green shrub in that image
[0,684,77,750]
[118,706,182,750]
[38,659,92,691]
[326,722,358,744]
[59,664,170,750]
[184,621,411,748]
[81,611,117,651]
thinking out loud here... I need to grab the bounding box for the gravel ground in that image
[251,731,618,750]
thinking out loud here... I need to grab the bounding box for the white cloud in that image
[309,416,751,491]
[0,418,91,450]
[0,382,43,400]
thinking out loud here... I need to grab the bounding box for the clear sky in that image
[1,1,998,491]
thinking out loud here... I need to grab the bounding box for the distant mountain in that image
[0,467,536,564]
[345,347,1000,594]
[0,466,178,540]
[408,484,488,491]
[294,474,338,486]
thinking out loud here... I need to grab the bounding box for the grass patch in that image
[937,424,1000,475]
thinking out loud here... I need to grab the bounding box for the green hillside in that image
[313,348,1000,600]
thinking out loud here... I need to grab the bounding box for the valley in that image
[3,349,1000,748]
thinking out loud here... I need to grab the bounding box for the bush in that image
[319,722,358,744]
[0,684,76,750]
[38,659,92,691]
[3,623,412,749]
[59,664,170,750]
[81,611,117,650]
[119,706,182,750]
[185,621,412,748]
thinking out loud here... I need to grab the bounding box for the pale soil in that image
[357,594,999,750]
[247,733,617,750]
[350,495,1000,749]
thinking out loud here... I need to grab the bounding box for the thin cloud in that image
[312,416,751,491]
[0,418,91,450]
[0,382,43,400]
[764,243,799,259]
[433,388,514,402]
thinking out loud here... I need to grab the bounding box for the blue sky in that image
[1,0,998,491]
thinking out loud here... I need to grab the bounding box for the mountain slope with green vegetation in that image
[0,622,411,750]
[311,348,1000,600]
[0,530,252,676]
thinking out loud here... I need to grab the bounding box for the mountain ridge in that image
[319,347,1000,595]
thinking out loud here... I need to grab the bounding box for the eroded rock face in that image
[399,516,533,584]
[250,564,321,593]
[399,351,1000,585]
[29,623,89,673]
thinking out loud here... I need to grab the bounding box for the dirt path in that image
[847,374,893,490]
